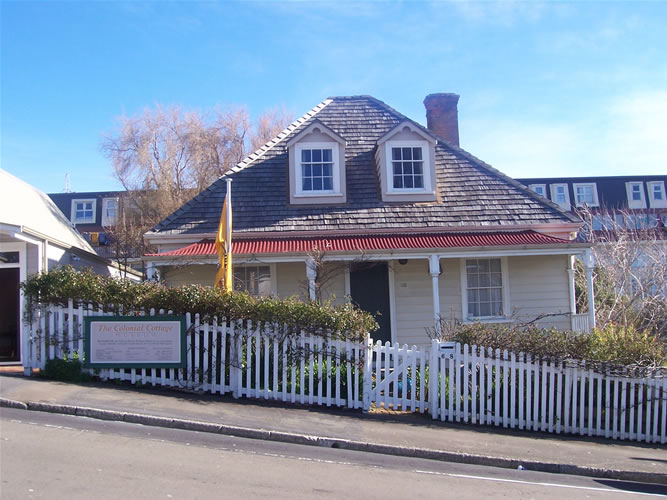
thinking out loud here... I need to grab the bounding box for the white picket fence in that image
[26,301,364,409]
[23,301,667,443]
[428,341,667,444]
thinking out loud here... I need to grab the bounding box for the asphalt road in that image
[1,408,665,499]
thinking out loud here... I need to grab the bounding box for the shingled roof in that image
[148,96,579,238]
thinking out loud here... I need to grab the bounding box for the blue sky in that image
[2,1,666,194]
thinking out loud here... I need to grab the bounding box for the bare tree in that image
[576,207,667,337]
[100,104,292,264]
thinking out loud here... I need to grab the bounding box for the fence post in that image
[362,336,373,412]
[429,339,439,418]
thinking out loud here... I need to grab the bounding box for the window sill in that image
[462,317,512,324]
[294,191,342,198]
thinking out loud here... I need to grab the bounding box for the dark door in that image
[350,262,391,344]
[0,268,20,361]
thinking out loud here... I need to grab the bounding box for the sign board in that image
[84,316,186,369]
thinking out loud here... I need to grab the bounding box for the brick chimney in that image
[423,93,460,147]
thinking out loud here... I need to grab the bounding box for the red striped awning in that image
[147,231,572,257]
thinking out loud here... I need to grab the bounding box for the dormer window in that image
[626,182,646,209]
[573,182,599,207]
[647,181,666,208]
[286,120,346,205]
[71,199,96,224]
[388,142,429,192]
[296,144,339,194]
[550,183,570,210]
[376,121,436,202]
[529,184,546,197]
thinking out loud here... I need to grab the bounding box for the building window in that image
[102,198,118,226]
[592,215,614,231]
[529,184,546,197]
[384,141,431,193]
[0,251,20,264]
[463,258,507,320]
[391,146,424,189]
[71,199,96,224]
[234,265,271,296]
[550,183,570,210]
[626,182,646,209]
[294,143,340,196]
[573,183,599,207]
[647,181,666,208]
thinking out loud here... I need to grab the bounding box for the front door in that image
[350,262,391,344]
[0,268,20,362]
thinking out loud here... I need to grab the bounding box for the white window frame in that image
[101,198,119,227]
[572,182,599,207]
[647,181,667,208]
[460,257,511,322]
[529,184,546,197]
[385,140,432,194]
[625,182,646,209]
[71,199,96,224]
[550,183,570,210]
[294,142,341,197]
[233,264,273,297]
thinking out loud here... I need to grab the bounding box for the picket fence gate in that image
[23,301,667,444]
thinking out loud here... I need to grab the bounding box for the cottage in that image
[144,94,594,345]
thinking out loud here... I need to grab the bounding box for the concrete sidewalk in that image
[1,372,665,485]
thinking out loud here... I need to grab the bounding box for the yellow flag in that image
[214,183,232,291]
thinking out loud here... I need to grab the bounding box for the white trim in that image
[294,142,341,196]
[647,181,667,208]
[384,140,432,194]
[0,242,27,365]
[71,198,96,224]
[269,263,278,296]
[460,257,511,322]
[529,184,547,198]
[101,197,119,227]
[572,182,599,207]
[387,262,397,344]
[550,183,571,211]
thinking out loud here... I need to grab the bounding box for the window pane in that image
[322,164,332,177]
[302,178,312,191]
[322,149,332,162]
[394,176,403,189]
[393,162,402,175]
[490,259,501,272]
[414,175,423,188]
[313,164,322,177]
[302,150,311,162]
[402,147,412,160]
[392,148,401,160]
[404,162,413,175]
[313,178,322,190]
[323,178,333,190]
[413,162,423,175]
[312,149,322,162]
[404,176,413,188]
[412,147,422,160]
[303,164,312,177]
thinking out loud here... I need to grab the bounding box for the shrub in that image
[41,358,91,383]
[442,321,665,369]
[21,266,378,341]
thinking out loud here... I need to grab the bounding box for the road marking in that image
[415,470,664,496]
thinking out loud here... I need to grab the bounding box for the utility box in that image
[439,341,457,359]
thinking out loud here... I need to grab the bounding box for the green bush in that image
[21,266,377,342]
[442,322,665,369]
[41,358,91,383]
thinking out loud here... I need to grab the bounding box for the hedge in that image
[21,266,378,342]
